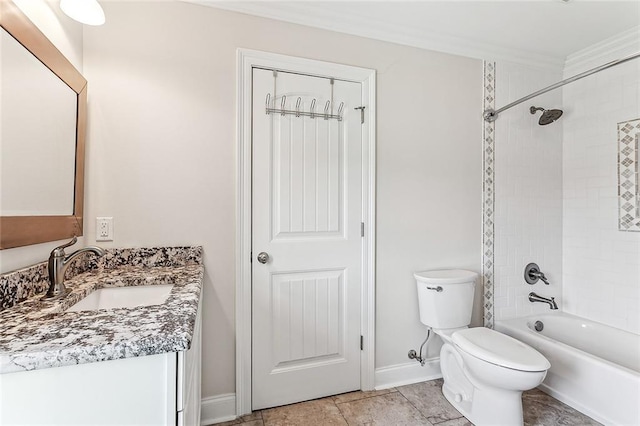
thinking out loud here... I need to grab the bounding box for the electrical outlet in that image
[96,217,113,241]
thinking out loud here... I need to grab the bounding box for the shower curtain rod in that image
[483,51,640,122]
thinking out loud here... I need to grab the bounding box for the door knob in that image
[257,252,270,264]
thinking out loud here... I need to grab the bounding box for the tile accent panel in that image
[482,61,496,328]
[618,118,640,231]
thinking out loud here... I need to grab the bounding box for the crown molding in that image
[186,1,565,71]
[563,25,640,78]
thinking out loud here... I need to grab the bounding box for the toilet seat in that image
[452,327,550,372]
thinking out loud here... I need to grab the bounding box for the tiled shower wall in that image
[562,59,640,334]
[493,61,564,320]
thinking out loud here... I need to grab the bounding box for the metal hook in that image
[280,95,287,116]
[310,99,316,119]
[295,97,302,117]
[337,102,344,120]
[324,100,331,120]
[265,93,271,115]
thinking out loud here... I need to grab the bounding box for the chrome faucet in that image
[528,292,558,310]
[43,237,105,300]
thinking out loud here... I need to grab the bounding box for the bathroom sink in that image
[67,285,173,312]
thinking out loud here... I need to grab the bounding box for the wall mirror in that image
[0,0,87,249]
[618,118,640,232]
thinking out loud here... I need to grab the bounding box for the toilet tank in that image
[415,269,478,329]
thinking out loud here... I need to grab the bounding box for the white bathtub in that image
[496,313,640,426]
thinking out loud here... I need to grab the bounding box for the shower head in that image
[530,106,563,125]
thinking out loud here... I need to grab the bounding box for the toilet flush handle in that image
[426,286,443,292]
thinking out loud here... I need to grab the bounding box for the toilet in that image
[415,269,550,426]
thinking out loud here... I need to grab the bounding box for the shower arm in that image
[483,51,640,122]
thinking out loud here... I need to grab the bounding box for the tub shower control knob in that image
[524,263,550,285]
[257,252,270,264]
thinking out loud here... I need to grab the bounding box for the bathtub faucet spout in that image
[528,292,558,310]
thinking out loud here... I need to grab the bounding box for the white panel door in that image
[252,68,363,410]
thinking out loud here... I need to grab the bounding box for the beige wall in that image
[0,0,482,399]
[82,1,482,398]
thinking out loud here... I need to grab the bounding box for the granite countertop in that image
[0,247,203,374]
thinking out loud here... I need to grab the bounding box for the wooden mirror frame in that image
[0,0,87,249]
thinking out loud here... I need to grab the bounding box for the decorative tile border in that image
[482,61,496,328]
[618,118,640,232]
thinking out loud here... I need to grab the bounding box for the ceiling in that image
[186,1,640,69]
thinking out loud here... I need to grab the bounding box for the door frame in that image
[236,48,376,416]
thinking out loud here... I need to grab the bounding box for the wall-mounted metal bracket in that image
[355,106,366,124]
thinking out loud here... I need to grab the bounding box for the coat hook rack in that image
[265,93,344,121]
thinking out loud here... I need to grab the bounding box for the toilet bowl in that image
[440,327,549,425]
[415,270,550,426]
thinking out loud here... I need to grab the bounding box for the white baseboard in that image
[200,393,236,425]
[374,359,442,390]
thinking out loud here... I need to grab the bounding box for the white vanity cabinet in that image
[177,300,203,426]
[0,305,202,425]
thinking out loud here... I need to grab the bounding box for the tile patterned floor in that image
[212,379,601,426]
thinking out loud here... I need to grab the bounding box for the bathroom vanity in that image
[0,247,203,425]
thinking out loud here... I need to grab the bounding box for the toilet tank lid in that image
[452,327,550,372]
[414,269,478,284]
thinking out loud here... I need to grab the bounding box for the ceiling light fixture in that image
[60,0,105,26]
